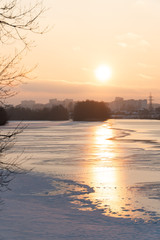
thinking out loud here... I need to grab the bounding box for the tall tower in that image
[148,93,153,111]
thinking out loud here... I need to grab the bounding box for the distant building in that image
[62,99,74,111]
[32,104,45,110]
[109,97,147,112]
[18,98,75,111]
[148,93,153,111]
[20,100,36,109]
[47,98,74,111]
[108,97,124,111]
[153,103,160,109]
[49,99,59,106]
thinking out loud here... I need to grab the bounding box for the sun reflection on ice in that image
[94,124,116,162]
[83,123,143,220]
[89,124,123,214]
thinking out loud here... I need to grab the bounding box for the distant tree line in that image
[5,100,111,122]
[7,105,69,121]
[2,101,160,124]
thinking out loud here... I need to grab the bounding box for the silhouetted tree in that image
[50,105,69,120]
[0,107,8,125]
[0,0,46,190]
[0,0,46,101]
[73,100,111,121]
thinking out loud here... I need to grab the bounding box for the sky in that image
[8,0,160,104]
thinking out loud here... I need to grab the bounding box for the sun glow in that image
[95,65,112,83]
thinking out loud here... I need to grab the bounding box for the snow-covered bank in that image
[0,173,160,240]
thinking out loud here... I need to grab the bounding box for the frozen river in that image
[0,119,160,239]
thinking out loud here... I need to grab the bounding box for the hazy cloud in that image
[117,32,150,49]
[49,79,101,86]
[16,79,156,105]
[117,42,128,48]
[117,32,141,41]
[138,62,155,68]
[138,63,148,68]
[139,73,153,80]
[139,39,150,48]
[21,79,103,94]
[19,80,110,101]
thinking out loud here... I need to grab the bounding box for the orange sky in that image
[8,0,160,104]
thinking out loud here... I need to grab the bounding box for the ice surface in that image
[0,173,160,240]
[0,120,160,239]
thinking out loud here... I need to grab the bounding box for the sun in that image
[95,65,112,83]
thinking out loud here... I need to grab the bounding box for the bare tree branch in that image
[0,0,47,190]
[0,0,47,47]
[0,49,35,102]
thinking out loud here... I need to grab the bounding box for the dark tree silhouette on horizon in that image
[7,105,69,121]
[73,100,111,121]
[0,107,7,125]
